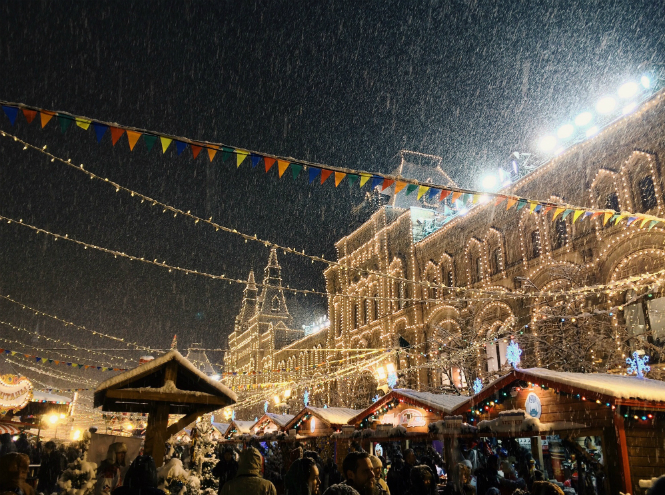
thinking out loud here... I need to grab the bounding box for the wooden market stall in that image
[223,420,256,440]
[450,368,665,495]
[250,413,294,435]
[94,350,236,466]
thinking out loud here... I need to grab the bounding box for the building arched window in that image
[398,282,406,309]
[373,292,379,320]
[491,248,501,275]
[475,257,483,283]
[364,298,370,325]
[271,296,280,312]
[639,176,658,211]
[552,218,567,251]
[351,304,358,329]
[605,192,620,212]
[530,231,541,259]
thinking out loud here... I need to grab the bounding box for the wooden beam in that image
[613,411,632,495]
[144,402,170,468]
[166,406,219,437]
[105,389,231,406]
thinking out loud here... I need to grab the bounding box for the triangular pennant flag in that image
[534,204,543,213]
[110,127,125,146]
[236,151,249,167]
[321,169,333,184]
[406,184,419,196]
[472,194,481,204]
[603,212,613,226]
[75,118,91,130]
[57,114,73,133]
[393,181,406,194]
[417,185,430,200]
[572,209,585,223]
[190,145,202,160]
[264,157,276,172]
[40,111,55,128]
[552,208,565,220]
[347,174,359,187]
[93,123,108,142]
[143,134,157,152]
[359,174,372,187]
[371,176,383,190]
[614,214,627,224]
[494,195,505,207]
[529,202,538,213]
[2,106,18,125]
[175,141,188,155]
[429,188,440,201]
[582,211,593,219]
[590,211,603,220]
[278,160,290,178]
[516,199,528,211]
[250,154,261,168]
[541,206,552,215]
[126,130,141,151]
[381,179,394,191]
[308,167,321,184]
[291,164,303,180]
[160,136,172,153]
[560,209,574,220]
[440,189,452,202]
[648,220,659,230]
[22,108,37,124]
[640,217,651,228]
[506,197,518,210]
[207,146,218,162]
[451,191,463,203]
[335,172,346,186]
[222,146,234,161]
[626,216,638,226]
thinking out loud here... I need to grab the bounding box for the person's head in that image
[487,454,499,471]
[368,455,383,481]
[114,443,128,466]
[531,481,565,495]
[0,453,30,487]
[125,456,158,489]
[223,447,234,462]
[44,441,56,453]
[321,484,360,495]
[285,457,321,495]
[403,449,416,466]
[342,452,375,495]
[648,475,665,495]
[410,465,434,492]
[457,463,471,484]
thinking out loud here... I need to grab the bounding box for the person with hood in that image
[97,442,129,495]
[368,455,389,495]
[220,447,276,495]
[284,456,320,495]
[15,434,30,458]
[406,466,436,495]
[0,453,33,495]
[37,441,65,495]
[112,455,165,495]
[212,447,238,493]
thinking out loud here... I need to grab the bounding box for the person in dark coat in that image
[15,434,31,457]
[406,466,436,495]
[0,453,34,495]
[112,456,165,495]
[386,456,404,495]
[0,433,17,456]
[37,441,64,495]
[212,447,238,493]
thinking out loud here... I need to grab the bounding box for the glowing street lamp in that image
[574,112,593,127]
[618,81,639,99]
[480,174,498,192]
[556,124,574,139]
[537,135,557,152]
[596,96,616,115]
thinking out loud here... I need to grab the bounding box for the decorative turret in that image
[258,248,290,319]
[236,270,258,325]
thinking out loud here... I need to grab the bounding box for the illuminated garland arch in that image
[464,237,485,285]
[609,248,665,282]
[483,227,505,277]
[595,230,665,279]
[518,208,544,268]
[527,261,582,289]
[438,252,455,290]
[619,151,663,216]
[474,301,514,336]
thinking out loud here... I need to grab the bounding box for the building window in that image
[552,218,567,251]
[364,298,370,325]
[373,294,379,320]
[605,192,620,212]
[446,270,454,287]
[271,296,280,312]
[473,257,482,283]
[492,248,501,275]
[530,230,540,259]
[351,304,358,329]
[639,176,658,211]
[399,282,406,309]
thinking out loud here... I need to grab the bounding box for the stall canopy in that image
[212,422,230,435]
[285,406,359,436]
[223,420,256,439]
[251,413,294,435]
[94,350,236,466]
[0,423,20,435]
[350,389,470,432]
[19,390,72,420]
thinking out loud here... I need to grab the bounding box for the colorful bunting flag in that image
[207,146,218,162]
[506,197,518,210]
[126,131,141,151]
[382,179,394,191]
[40,111,55,128]
[250,153,261,168]
[236,150,248,167]
[220,146,234,161]
[560,209,573,220]
[334,172,346,187]
[144,134,157,152]
[2,106,18,125]
[291,164,303,180]
[417,185,429,200]
[406,184,419,196]
[191,145,203,160]
[528,202,538,213]
[93,123,108,142]
[359,174,372,187]
[175,141,188,156]
[21,108,37,124]
[451,191,462,203]
[57,114,72,133]
[494,195,505,207]
[277,160,289,178]
[572,210,585,223]
[264,157,276,172]
[320,169,333,184]
[75,118,91,130]
[603,212,613,226]
[308,167,320,184]
[110,127,125,146]
[649,220,659,230]
[347,174,360,187]
[394,181,407,194]
[371,176,383,190]
[440,189,452,201]
[516,199,528,211]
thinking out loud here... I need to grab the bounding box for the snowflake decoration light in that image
[373,394,381,402]
[231,410,236,420]
[264,401,269,413]
[387,371,398,388]
[473,378,483,394]
[303,390,310,407]
[323,404,328,409]
[506,341,522,368]
[626,351,651,378]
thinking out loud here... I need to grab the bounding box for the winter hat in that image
[322,484,360,495]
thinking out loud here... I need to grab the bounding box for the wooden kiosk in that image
[451,368,665,495]
[94,350,236,466]
[251,413,294,435]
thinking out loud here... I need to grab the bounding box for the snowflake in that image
[626,351,650,378]
[473,377,483,394]
[303,390,310,407]
[264,401,269,413]
[387,371,397,388]
[373,394,381,402]
[506,341,522,368]
[231,410,236,420]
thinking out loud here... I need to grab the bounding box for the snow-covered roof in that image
[520,368,665,403]
[306,407,360,426]
[392,389,470,413]
[265,413,294,427]
[31,390,71,404]
[227,420,255,435]
[212,422,229,434]
[95,350,237,402]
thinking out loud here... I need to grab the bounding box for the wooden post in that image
[613,412,632,495]
[144,361,178,467]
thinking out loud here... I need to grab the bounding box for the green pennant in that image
[291,164,303,180]
[516,199,527,210]
[561,209,574,220]
[405,184,418,195]
[57,114,73,133]
[222,146,234,161]
[649,220,659,231]
[143,135,157,152]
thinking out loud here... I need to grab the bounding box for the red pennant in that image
[265,157,276,172]
[22,109,37,124]
[590,211,604,220]
[110,127,125,146]
[321,169,333,184]
[381,179,395,191]
[191,145,202,160]
[440,190,452,201]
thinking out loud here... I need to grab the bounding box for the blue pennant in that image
[309,167,321,184]
[2,106,18,125]
[93,123,108,142]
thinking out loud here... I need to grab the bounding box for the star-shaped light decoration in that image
[626,351,650,378]
[506,341,523,369]
[303,389,310,407]
[473,377,483,394]
[373,394,381,402]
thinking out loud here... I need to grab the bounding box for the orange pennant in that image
[40,111,55,128]
[22,109,37,124]
[334,172,346,186]
[394,181,407,194]
[126,130,141,151]
[494,195,506,207]
[207,146,218,162]
[277,160,289,178]
[506,197,518,210]
[191,145,202,160]
[451,191,463,203]
[265,157,276,172]
[321,169,333,184]
[110,127,125,146]
[381,179,394,191]
[440,189,452,201]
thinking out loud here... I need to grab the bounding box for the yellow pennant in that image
[359,174,372,187]
[394,181,406,194]
[603,212,613,225]
[638,217,650,228]
[472,194,480,204]
[506,197,518,210]
[614,214,627,224]
[552,208,565,220]
[334,172,346,186]
[160,137,172,153]
[75,118,91,130]
[572,209,585,223]
[237,151,249,168]
[278,160,290,177]
[529,201,538,213]
[417,185,429,200]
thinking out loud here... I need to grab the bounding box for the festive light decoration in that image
[303,389,310,407]
[506,341,523,368]
[626,352,651,378]
[387,371,398,388]
[473,377,483,394]
[0,346,125,371]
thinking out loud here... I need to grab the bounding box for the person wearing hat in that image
[212,447,238,494]
[97,442,129,495]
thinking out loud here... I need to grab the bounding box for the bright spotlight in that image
[48,414,59,425]
[641,75,651,89]
[574,112,593,127]
[481,174,498,191]
[556,124,574,139]
[72,430,82,441]
[596,97,616,115]
[618,82,639,99]
[585,126,599,138]
[386,363,395,373]
[622,102,637,115]
[376,367,386,379]
[211,374,221,381]
[538,135,557,152]
[273,395,281,405]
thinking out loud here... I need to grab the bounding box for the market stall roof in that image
[19,390,72,418]
[32,390,71,404]
[285,406,360,430]
[223,420,256,438]
[212,422,230,435]
[453,368,665,413]
[251,413,294,433]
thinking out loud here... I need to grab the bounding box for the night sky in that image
[0,1,663,379]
